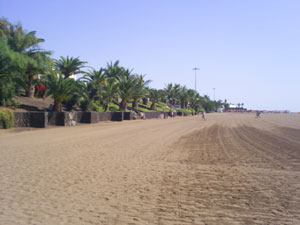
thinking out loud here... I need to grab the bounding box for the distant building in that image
[68,74,77,80]
[229,104,239,109]
[217,108,223,112]
[37,73,77,80]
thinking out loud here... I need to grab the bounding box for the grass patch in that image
[92,102,129,112]
[175,108,195,115]
[138,101,170,112]
[92,101,178,113]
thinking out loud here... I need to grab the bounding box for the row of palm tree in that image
[0,18,225,113]
[37,60,151,112]
[163,84,224,112]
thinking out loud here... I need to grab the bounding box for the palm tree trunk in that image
[1,98,6,107]
[120,99,127,111]
[104,103,109,112]
[54,100,63,112]
[27,75,35,98]
[142,97,148,105]
[0,84,6,106]
[132,98,138,109]
[150,102,156,110]
[41,90,46,99]
[181,101,185,109]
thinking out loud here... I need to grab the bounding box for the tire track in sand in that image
[156,122,300,225]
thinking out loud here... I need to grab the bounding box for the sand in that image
[0,113,300,225]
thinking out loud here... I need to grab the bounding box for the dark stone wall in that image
[14,112,30,127]
[177,112,184,116]
[73,112,83,123]
[74,112,122,123]
[31,112,48,128]
[123,112,133,120]
[111,112,123,121]
[176,112,192,116]
[48,112,69,126]
[168,112,176,117]
[90,112,99,123]
[163,112,169,118]
[14,112,48,128]
[74,112,94,123]
[144,111,164,119]
[10,110,191,129]
[8,111,125,129]
[98,112,113,121]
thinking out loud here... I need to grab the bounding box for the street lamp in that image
[192,67,200,92]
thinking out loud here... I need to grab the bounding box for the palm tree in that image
[171,84,181,105]
[179,87,189,109]
[24,50,52,97]
[105,60,124,79]
[44,72,78,112]
[54,56,86,79]
[142,87,150,105]
[224,99,229,110]
[0,35,27,106]
[102,77,119,111]
[117,69,139,111]
[81,68,106,102]
[132,75,151,109]
[165,83,173,104]
[186,89,197,109]
[149,89,161,110]
[202,95,214,112]
[190,93,202,112]
[0,19,52,98]
[164,83,181,105]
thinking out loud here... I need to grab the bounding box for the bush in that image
[79,99,90,111]
[0,81,18,106]
[65,95,80,111]
[92,102,104,112]
[108,104,120,112]
[176,108,194,114]
[0,109,14,129]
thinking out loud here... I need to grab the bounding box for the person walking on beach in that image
[202,111,206,121]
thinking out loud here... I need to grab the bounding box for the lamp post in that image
[192,67,200,92]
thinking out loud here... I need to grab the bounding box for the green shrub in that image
[0,109,14,129]
[138,101,169,112]
[108,104,119,112]
[79,99,90,111]
[176,108,194,114]
[65,95,80,111]
[92,102,104,112]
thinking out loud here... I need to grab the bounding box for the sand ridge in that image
[0,113,300,224]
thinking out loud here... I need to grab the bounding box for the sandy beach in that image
[0,113,300,225]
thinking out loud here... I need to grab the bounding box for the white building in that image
[229,104,239,109]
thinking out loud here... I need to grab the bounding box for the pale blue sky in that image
[1,0,299,111]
